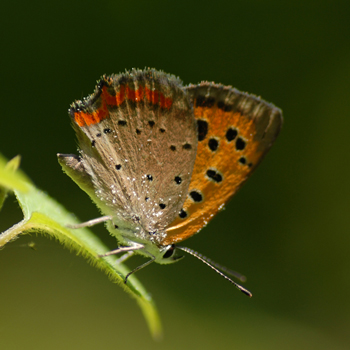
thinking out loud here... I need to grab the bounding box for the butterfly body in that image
[58,68,282,274]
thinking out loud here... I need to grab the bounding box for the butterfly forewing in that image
[163,83,282,245]
[69,69,198,236]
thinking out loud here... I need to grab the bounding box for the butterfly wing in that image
[59,69,198,240]
[163,82,282,245]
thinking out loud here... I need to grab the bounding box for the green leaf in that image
[0,154,162,339]
[0,155,29,210]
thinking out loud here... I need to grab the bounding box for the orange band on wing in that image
[74,84,173,127]
[74,104,109,127]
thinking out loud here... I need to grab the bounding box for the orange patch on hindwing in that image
[164,86,282,245]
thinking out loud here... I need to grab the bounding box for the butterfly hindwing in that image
[163,82,282,245]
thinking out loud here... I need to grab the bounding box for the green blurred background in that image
[1,0,350,349]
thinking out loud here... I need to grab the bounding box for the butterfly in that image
[58,68,282,296]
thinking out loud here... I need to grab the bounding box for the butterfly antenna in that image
[177,246,252,297]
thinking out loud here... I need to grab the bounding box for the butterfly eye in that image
[163,245,175,259]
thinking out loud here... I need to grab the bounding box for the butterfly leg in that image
[98,242,144,258]
[124,256,155,284]
[67,216,112,229]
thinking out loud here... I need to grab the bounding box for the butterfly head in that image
[105,220,184,264]
[147,243,184,264]
[138,241,184,265]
